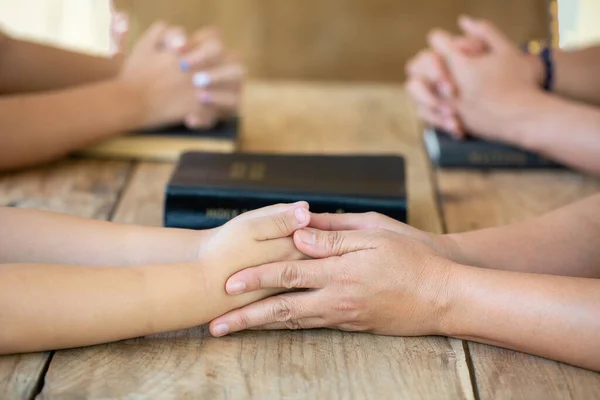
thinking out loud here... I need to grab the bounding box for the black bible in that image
[165,152,407,229]
[424,128,563,169]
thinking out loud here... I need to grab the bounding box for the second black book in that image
[424,128,563,169]
[165,152,407,229]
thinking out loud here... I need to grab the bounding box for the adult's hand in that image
[405,32,485,138]
[428,16,544,144]
[308,211,455,257]
[209,227,455,337]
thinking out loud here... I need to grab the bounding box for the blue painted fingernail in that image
[179,60,190,72]
[213,323,229,337]
[226,281,246,294]
[193,72,211,88]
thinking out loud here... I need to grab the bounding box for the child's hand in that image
[199,202,311,268]
[118,23,244,130]
[117,22,196,128]
[192,202,312,317]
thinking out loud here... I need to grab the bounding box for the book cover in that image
[78,118,239,162]
[165,152,407,229]
[423,128,563,169]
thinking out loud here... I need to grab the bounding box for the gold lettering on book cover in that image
[468,152,527,165]
[229,162,247,180]
[206,208,250,219]
[229,162,266,181]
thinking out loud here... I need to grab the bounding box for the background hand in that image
[405,33,485,138]
[209,227,455,337]
[428,16,544,143]
[178,28,245,129]
[118,23,245,130]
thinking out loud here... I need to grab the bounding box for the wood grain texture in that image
[115,0,548,82]
[0,354,49,400]
[437,170,600,399]
[0,159,132,399]
[40,82,475,399]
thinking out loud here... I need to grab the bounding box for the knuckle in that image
[280,263,303,289]
[325,231,345,254]
[271,298,295,323]
[334,298,360,313]
[273,214,292,236]
[336,267,358,286]
[284,319,303,330]
[234,313,250,331]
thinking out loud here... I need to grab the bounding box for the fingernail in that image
[179,60,190,72]
[193,72,211,88]
[297,229,316,245]
[226,281,246,294]
[295,208,307,225]
[462,15,475,24]
[213,323,229,337]
[198,91,213,104]
[170,35,186,50]
[115,19,129,34]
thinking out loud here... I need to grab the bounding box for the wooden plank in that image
[0,158,132,400]
[0,354,49,400]
[41,82,476,399]
[115,0,548,82]
[437,170,600,399]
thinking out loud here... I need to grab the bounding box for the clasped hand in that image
[118,22,244,130]
[209,212,457,338]
[405,15,544,143]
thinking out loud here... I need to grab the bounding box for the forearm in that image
[554,46,600,105]
[444,194,600,277]
[0,260,278,354]
[0,80,146,171]
[0,33,122,94]
[0,207,205,266]
[443,265,600,372]
[507,91,600,176]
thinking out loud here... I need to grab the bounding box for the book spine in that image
[437,138,562,169]
[164,190,407,230]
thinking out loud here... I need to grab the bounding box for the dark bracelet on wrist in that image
[539,46,554,92]
[521,40,554,92]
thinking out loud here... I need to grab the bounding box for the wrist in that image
[430,233,463,262]
[434,262,476,337]
[506,90,563,152]
[109,79,149,131]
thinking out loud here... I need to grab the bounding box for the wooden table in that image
[1,82,599,399]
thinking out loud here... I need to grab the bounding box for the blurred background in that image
[0,1,597,82]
